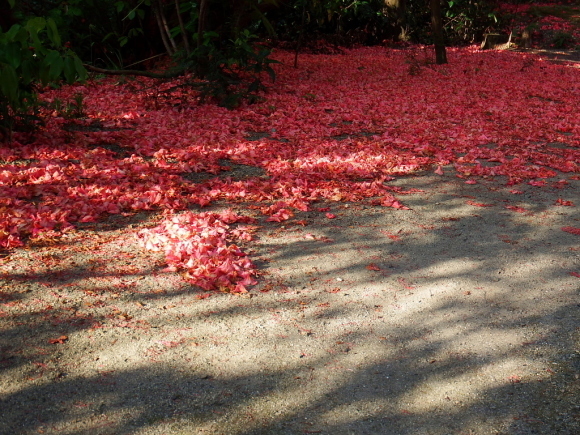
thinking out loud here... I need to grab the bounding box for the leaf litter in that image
[0,46,579,434]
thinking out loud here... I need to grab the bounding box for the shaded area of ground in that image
[514,47,580,64]
[1,170,579,434]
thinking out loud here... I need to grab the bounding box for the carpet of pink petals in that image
[500,1,580,47]
[1,45,579,290]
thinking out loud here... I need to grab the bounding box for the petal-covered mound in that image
[137,211,257,293]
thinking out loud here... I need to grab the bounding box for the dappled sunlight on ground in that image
[1,44,580,433]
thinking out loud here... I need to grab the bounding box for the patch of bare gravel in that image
[512,48,580,66]
[1,170,580,435]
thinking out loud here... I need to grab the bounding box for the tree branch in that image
[84,64,185,78]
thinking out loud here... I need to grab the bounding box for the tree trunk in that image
[157,0,177,53]
[195,0,210,77]
[430,0,447,64]
[294,0,306,68]
[152,0,175,55]
[197,0,209,49]
[175,0,191,56]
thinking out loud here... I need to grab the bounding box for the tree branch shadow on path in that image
[1,173,579,434]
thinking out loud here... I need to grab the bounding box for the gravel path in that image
[1,169,579,435]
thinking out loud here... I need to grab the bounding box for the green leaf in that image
[248,2,277,37]
[266,65,276,83]
[63,56,78,83]
[127,28,143,37]
[44,50,63,80]
[38,60,52,84]
[46,18,61,47]
[115,1,126,12]
[4,24,22,41]
[7,0,14,8]
[14,27,29,44]
[73,55,87,81]
[49,55,64,78]
[25,17,46,35]
[20,59,33,86]
[1,42,22,69]
[25,18,48,54]
[102,32,115,42]
[68,6,82,16]
[0,65,19,105]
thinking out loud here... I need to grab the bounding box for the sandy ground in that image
[1,167,579,435]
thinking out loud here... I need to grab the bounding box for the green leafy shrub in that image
[183,29,278,108]
[551,31,575,48]
[11,0,155,69]
[0,15,87,140]
[274,0,391,45]
[43,92,86,119]
[443,0,501,44]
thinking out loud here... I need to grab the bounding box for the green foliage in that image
[443,0,500,44]
[275,0,390,45]
[0,15,87,139]
[112,0,148,51]
[551,31,575,48]
[43,93,86,119]
[13,0,153,69]
[271,0,504,46]
[395,1,431,43]
[184,29,278,108]
[398,0,501,45]
[8,1,281,111]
